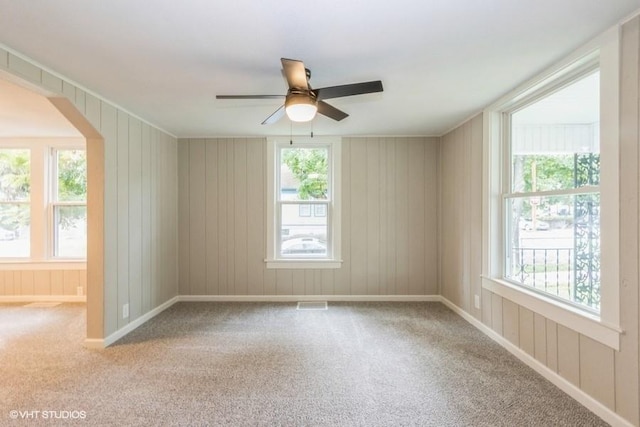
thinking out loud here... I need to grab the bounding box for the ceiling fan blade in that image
[281,58,309,90]
[314,80,383,100]
[261,105,286,125]
[317,101,348,121]
[216,95,284,100]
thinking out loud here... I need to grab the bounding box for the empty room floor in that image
[0,302,606,426]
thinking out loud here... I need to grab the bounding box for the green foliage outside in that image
[0,149,86,233]
[0,149,30,232]
[57,150,87,201]
[513,153,599,220]
[282,148,328,200]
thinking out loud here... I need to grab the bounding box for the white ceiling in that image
[0,1,637,138]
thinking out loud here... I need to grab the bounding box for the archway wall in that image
[0,47,180,341]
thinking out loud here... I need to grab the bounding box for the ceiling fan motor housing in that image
[284,89,318,122]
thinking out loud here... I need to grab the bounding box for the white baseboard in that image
[439,297,632,427]
[177,294,441,302]
[0,295,86,303]
[84,296,179,349]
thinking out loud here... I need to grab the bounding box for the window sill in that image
[265,259,342,269]
[0,261,87,271]
[482,276,621,350]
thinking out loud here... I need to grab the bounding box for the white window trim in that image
[265,136,342,269]
[482,27,621,350]
[49,146,87,260]
[0,137,87,265]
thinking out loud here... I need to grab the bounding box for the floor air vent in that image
[297,301,328,310]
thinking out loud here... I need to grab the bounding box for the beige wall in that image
[0,48,179,339]
[0,270,86,298]
[438,17,640,425]
[178,137,439,296]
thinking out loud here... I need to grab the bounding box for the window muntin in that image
[277,145,331,259]
[504,69,600,312]
[51,148,87,259]
[266,137,341,268]
[0,149,31,257]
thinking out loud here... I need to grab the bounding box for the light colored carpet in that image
[0,302,607,426]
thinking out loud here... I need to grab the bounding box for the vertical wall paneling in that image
[8,54,41,83]
[424,138,438,295]
[502,299,519,345]
[141,124,151,313]
[84,94,101,132]
[247,139,264,295]
[518,306,535,356]
[128,119,143,320]
[557,325,580,386]
[0,272,5,295]
[234,140,248,295]
[533,313,547,364]
[226,140,236,295]
[116,111,130,328]
[63,270,79,295]
[51,271,63,295]
[385,140,397,294]
[481,288,493,326]
[366,138,380,295]
[408,139,425,295]
[217,140,228,295]
[0,51,179,340]
[178,137,438,297]
[469,115,483,318]
[546,318,559,372]
[149,128,158,306]
[333,139,351,295]
[579,335,616,410]
[189,140,206,295]
[178,142,190,295]
[205,140,220,295]
[20,271,34,295]
[395,139,409,294]
[33,271,50,295]
[276,269,293,295]
[349,138,367,295]
[101,104,119,332]
[291,270,305,295]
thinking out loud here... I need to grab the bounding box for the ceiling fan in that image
[216,58,383,124]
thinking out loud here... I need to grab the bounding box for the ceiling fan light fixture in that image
[285,93,317,122]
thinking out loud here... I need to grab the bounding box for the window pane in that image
[54,205,86,258]
[511,72,599,192]
[280,203,327,257]
[279,147,329,201]
[0,203,30,257]
[506,193,600,310]
[0,149,30,201]
[56,149,87,202]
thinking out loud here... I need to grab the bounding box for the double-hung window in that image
[504,68,601,311]
[266,137,341,268]
[483,28,621,349]
[51,148,87,258]
[0,148,30,258]
[0,139,86,262]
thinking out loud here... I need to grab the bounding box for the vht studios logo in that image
[9,410,87,420]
